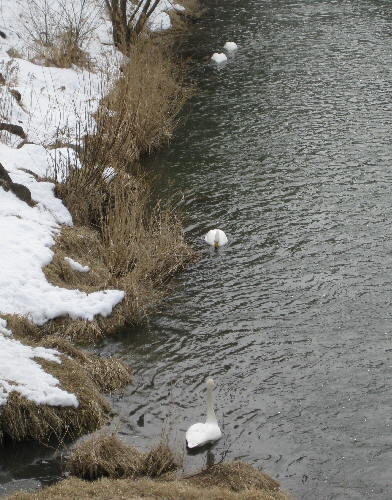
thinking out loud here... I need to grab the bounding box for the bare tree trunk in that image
[105,0,162,51]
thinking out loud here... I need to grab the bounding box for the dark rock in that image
[0,122,26,139]
[0,162,36,207]
[0,73,5,85]
[0,31,6,39]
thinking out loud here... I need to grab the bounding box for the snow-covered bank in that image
[0,0,186,416]
[0,318,78,407]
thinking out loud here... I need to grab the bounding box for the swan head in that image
[206,377,215,387]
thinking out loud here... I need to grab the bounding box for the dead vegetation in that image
[67,435,144,480]
[187,461,283,493]
[34,38,194,342]
[25,0,99,69]
[9,456,292,499]
[31,31,92,69]
[85,38,190,171]
[67,435,177,480]
[0,337,131,443]
[8,434,291,498]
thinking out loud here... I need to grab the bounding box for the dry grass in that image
[139,442,178,478]
[12,436,292,499]
[36,37,195,342]
[25,0,99,69]
[67,435,144,480]
[31,31,92,69]
[67,435,178,481]
[9,477,292,500]
[188,461,283,493]
[87,37,190,169]
[41,336,132,392]
[3,193,192,344]
[0,337,131,443]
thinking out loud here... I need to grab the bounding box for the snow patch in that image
[65,257,90,273]
[0,327,78,407]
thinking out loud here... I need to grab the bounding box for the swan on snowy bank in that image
[186,378,222,449]
[204,229,228,248]
[211,52,227,64]
[224,41,238,51]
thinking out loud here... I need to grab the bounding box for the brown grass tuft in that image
[31,31,92,69]
[67,435,144,480]
[67,435,178,481]
[188,461,282,493]
[139,442,178,478]
[40,336,132,392]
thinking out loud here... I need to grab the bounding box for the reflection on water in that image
[3,0,392,498]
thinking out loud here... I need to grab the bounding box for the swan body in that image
[224,41,238,51]
[211,52,227,64]
[204,229,228,248]
[186,378,222,449]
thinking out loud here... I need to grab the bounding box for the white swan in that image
[204,229,228,248]
[211,52,227,64]
[186,378,222,449]
[224,41,238,52]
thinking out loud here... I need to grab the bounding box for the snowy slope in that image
[0,0,184,408]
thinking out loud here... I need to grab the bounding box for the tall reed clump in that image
[40,37,193,342]
[90,37,190,168]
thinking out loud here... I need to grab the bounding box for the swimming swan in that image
[204,229,228,248]
[224,41,238,51]
[211,52,227,64]
[186,378,222,449]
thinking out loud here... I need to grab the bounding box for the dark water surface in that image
[2,0,392,498]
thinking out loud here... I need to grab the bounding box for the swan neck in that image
[206,383,217,423]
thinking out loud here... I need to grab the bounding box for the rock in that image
[0,73,5,85]
[0,31,6,39]
[0,162,36,207]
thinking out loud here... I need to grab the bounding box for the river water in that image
[2,0,392,498]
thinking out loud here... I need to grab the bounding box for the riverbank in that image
[6,435,292,499]
[0,0,194,445]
